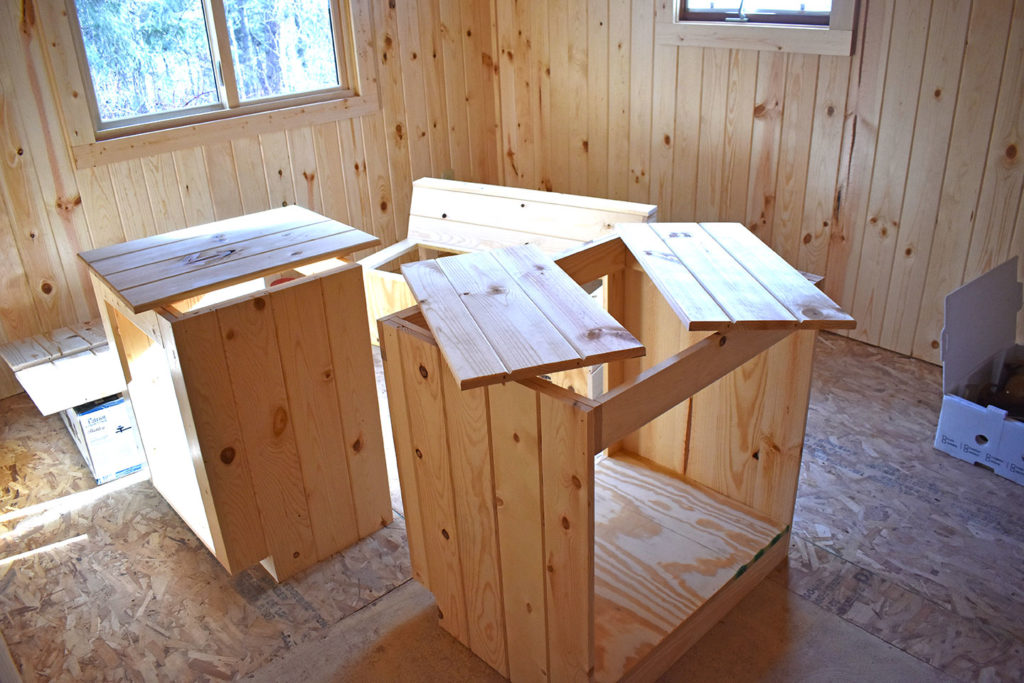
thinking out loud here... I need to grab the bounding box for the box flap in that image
[942,257,1022,394]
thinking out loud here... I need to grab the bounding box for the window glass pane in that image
[73,0,219,123]
[743,1,831,13]
[223,0,341,102]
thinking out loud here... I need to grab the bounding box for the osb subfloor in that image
[1,333,1022,682]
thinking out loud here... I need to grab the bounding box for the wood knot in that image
[352,436,363,453]
[826,105,835,116]
[571,475,582,489]
[272,407,288,436]
[753,102,767,117]
[293,551,300,559]
[561,516,570,530]
[512,432,520,443]
[225,329,235,340]
[751,450,760,461]
[802,307,822,318]
[40,281,53,295]
[419,364,429,378]
[802,233,812,244]
[253,297,266,310]
[931,340,940,349]
[323,369,333,380]
[1007,144,1018,160]
[380,200,388,212]
[441,528,450,540]
[415,448,423,459]
[719,336,727,347]
[220,447,236,465]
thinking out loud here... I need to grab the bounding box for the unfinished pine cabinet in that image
[79,206,392,581]
[380,225,855,681]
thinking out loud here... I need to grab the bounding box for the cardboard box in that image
[61,394,146,485]
[934,257,1024,485]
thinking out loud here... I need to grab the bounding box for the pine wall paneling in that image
[1,0,1023,402]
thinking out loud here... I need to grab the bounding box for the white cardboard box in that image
[61,394,146,485]
[934,257,1024,486]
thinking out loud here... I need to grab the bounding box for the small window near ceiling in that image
[68,0,350,135]
[682,1,833,26]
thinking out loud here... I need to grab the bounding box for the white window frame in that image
[657,0,857,56]
[41,0,379,168]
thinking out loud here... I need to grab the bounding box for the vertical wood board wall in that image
[0,0,1021,400]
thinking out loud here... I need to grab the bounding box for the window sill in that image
[656,20,854,56]
[71,94,379,169]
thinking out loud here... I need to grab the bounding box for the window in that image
[658,0,855,56]
[48,0,377,168]
[68,0,350,134]
[681,1,832,27]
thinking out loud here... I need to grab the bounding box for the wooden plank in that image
[202,141,244,221]
[397,327,470,642]
[772,53,818,264]
[963,2,1024,279]
[460,0,501,183]
[670,46,704,220]
[745,51,785,243]
[395,1,434,182]
[415,0,453,178]
[112,229,375,314]
[539,389,594,682]
[489,380,549,682]
[606,0,631,200]
[880,0,971,354]
[696,48,729,217]
[259,131,296,209]
[108,159,159,240]
[649,34,678,218]
[796,53,850,277]
[379,317,430,586]
[440,358,509,676]
[824,0,893,314]
[490,245,643,362]
[653,223,797,326]
[531,0,553,191]
[569,0,591,194]
[171,311,268,573]
[587,0,610,197]
[423,250,578,377]
[337,119,374,234]
[320,265,392,537]
[269,279,360,559]
[547,0,571,193]
[103,220,356,291]
[359,113,399,247]
[217,294,317,581]
[141,152,187,233]
[172,147,216,227]
[287,126,323,213]
[82,206,332,269]
[12,346,124,416]
[850,0,930,345]
[553,233,629,285]
[721,49,757,222]
[628,0,655,203]
[701,222,855,328]
[311,122,350,224]
[400,259,507,386]
[231,136,272,214]
[375,0,414,233]
[618,224,731,330]
[597,329,790,452]
[75,166,126,250]
[439,0,472,179]
[912,0,1013,362]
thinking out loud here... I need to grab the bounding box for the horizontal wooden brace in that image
[595,328,792,451]
[554,234,627,284]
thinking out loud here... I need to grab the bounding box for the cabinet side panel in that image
[442,365,509,676]
[398,329,470,642]
[490,381,550,682]
[379,321,430,586]
[540,391,595,681]
[685,330,815,524]
[217,296,317,581]
[172,312,267,572]
[322,266,393,536]
[269,279,360,560]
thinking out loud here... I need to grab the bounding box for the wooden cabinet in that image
[380,225,854,680]
[80,207,392,581]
